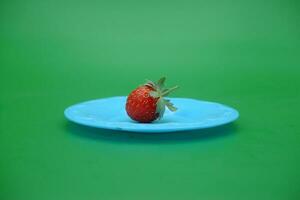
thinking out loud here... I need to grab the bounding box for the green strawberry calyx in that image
[144,77,179,119]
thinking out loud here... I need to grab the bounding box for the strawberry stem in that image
[144,77,179,119]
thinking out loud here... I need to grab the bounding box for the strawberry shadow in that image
[64,121,238,144]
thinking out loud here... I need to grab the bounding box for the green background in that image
[1,0,300,199]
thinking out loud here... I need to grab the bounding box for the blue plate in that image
[64,96,239,133]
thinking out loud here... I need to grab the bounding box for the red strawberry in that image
[126,77,178,123]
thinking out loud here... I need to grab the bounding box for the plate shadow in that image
[64,121,239,144]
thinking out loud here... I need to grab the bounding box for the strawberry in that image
[126,77,178,123]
